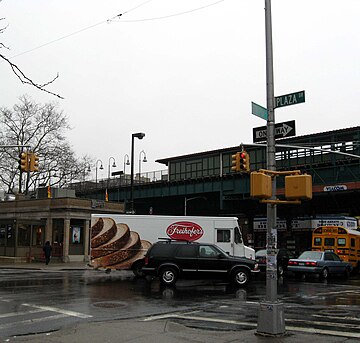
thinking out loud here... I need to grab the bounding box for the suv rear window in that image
[150,243,175,257]
[176,245,197,257]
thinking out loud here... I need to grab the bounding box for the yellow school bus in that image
[312,226,360,269]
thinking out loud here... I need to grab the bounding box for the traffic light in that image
[239,151,250,172]
[231,152,240,172]
[29,153,39,172]
[19,152,29,172]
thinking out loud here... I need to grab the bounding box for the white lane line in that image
[312,314,360,322]
[0,309,44,318]
[22,304,93,319]
[143,313,360,339]
[0,314,67,329]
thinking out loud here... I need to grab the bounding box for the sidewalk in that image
[0,261,89,271]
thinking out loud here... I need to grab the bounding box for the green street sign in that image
[275,90,305,109]
[251,102,268,120]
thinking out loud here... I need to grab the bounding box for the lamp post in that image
[84,162,91,182]
[95,159,103,199]
[138,150,147,180]
[107,157,116,189]
[130,132,145,214]
[123,154,130,181]
[257,0,285,336]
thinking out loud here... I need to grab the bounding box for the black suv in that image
[141,240,259,287]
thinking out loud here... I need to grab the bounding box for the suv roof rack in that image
[158,237,196,244]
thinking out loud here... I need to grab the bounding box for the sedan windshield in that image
[299,251,323,260]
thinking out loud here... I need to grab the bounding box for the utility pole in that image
[257,0,286,336]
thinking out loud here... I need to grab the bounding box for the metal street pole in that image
[130,133,145,214]
[257,0,285,336]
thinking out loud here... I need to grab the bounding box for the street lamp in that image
[84,162,91,182]
[95,159,104,199]
[107,157,116,189]
[130,132,145,214]
[123,154,130,179]
[138,150,147,179]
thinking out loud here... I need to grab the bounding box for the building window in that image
[32,226,44,246]
[17,224,31,246]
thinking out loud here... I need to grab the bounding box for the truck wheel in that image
[320,268,329,280]
[232,269,249,287]
[132,261,145,277]
[159,267,178,286]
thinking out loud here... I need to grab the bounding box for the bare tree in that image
[0,15,62,98]
[0,95,92,194]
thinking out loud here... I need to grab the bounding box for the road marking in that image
[0,314,67,329]
[0,309,44,318]
[313,314,360,321]
[143,313,360,339]
[22,304,93,319]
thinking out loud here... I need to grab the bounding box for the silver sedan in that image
[288,251,352,280]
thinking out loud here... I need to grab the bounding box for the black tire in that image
[159,267,178,286]
[232,269,250,287]
[132,261,145,277]
[320,267,329,280]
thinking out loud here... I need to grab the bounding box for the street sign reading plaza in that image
[275,90,305,108]
[253,120,296,143]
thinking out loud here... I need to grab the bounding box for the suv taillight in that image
[144,256,149,265]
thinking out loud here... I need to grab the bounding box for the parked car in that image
[255,248,296,276]
[141,240,260,287]
[287,250,352,279]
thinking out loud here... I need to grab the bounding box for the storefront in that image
[0,197,124,263]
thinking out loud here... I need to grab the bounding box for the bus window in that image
[351,238,355,247]
[324,238,335,246]
[313,237,322,246]
[337,238,346,247]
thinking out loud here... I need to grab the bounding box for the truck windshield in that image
[234,227,243,244]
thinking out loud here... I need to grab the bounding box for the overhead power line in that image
[9,0,225,59]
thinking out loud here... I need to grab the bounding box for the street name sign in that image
[275,90,305,109]
[253,120,296,143]
[251,102,268,120]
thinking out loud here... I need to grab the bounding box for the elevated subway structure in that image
[73,126,360,252]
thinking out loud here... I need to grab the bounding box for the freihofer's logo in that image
[166,221,204,241]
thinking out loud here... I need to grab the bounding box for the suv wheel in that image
[159,267,178,286]
[232,269,249,287]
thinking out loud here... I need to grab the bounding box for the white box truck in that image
[89,214,255,275]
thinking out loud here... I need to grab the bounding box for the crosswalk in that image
[143,301,360,339]
[0,298,92,338]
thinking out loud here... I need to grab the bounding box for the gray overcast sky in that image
[1,0,359,179]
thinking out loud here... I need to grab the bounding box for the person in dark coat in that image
[43,241,52,265]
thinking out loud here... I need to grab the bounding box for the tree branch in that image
[0,53,64,99]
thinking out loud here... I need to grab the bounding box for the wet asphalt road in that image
[0,269,360,339]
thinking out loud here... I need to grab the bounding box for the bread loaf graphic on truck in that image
[90,214,255,275]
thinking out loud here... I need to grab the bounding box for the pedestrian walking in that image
[43,241,52,265]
